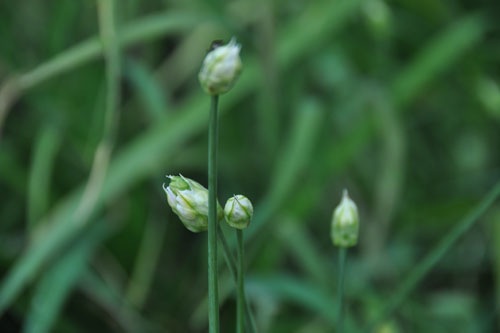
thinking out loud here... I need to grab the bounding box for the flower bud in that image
[199,38,242,95]
[331,190,359,247]
[163,175,223,232]
[224,195,253,229]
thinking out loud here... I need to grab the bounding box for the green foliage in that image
[0,0,499,332]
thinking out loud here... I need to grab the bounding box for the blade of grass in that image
[27,124,61,231]
[79,269,154,332]
[0,0,122,315]
[18,12,203,92]
[23,220,112,333]
[247,98,323,241]
[366,180,500,331]
[277,220,330,287]
[125,217,166,309]
[254,2,279,162]
[0,11,204,137]
[391,13,486,107]
[277,0,362,69]
[124,58,168,122]
[247,275,337,326]
[74,0,121,222]
[365,92,405,256]
[0,141,28,195]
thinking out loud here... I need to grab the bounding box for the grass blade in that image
[367,180,500,330]
[23,221,111,333]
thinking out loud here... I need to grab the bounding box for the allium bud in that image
[331,190,359,247]
[163,175,223,232]
[198,38,242,95]
[224,195,253,229]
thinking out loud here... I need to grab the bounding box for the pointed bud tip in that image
[199,37,242,95]
[163,175,212,233]
[331,189,359,248]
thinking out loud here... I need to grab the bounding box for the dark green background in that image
[0,0,499,332]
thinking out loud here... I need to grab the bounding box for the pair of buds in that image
[163,175,253,233]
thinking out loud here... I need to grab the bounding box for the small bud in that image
[199,38,242,95]
[163,175,223,232]
[331,190,359,247]
[224,195,253,229]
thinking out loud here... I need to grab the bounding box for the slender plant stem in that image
[337,247,347,333]
[208,94,220,333]
[218,225,257,333]
[236,229,246,333]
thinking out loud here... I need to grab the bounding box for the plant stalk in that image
[236,229,246,333]
[218,225,257,333]
[337,247,347,333]
[208,94,220,333]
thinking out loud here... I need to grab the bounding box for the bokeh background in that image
[1,0,500,332]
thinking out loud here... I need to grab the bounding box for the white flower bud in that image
[199,38,242,95]
[163,175,223,232]
[224,195,253,229]
[331,190,359,247]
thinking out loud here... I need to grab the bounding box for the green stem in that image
[218,225,257,333]
[337,247,347,333]
[208,94,220,333]
[236,229,245,333]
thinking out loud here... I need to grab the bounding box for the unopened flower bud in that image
[163,175,223,232]
[224,195,253,229]
[199,38,242,95]
[331,190,359,247]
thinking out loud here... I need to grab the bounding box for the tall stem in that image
[337,247,347,333]
[208,94,220,333]
[236,229,245,333]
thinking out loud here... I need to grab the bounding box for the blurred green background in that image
[1,0,500,332]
